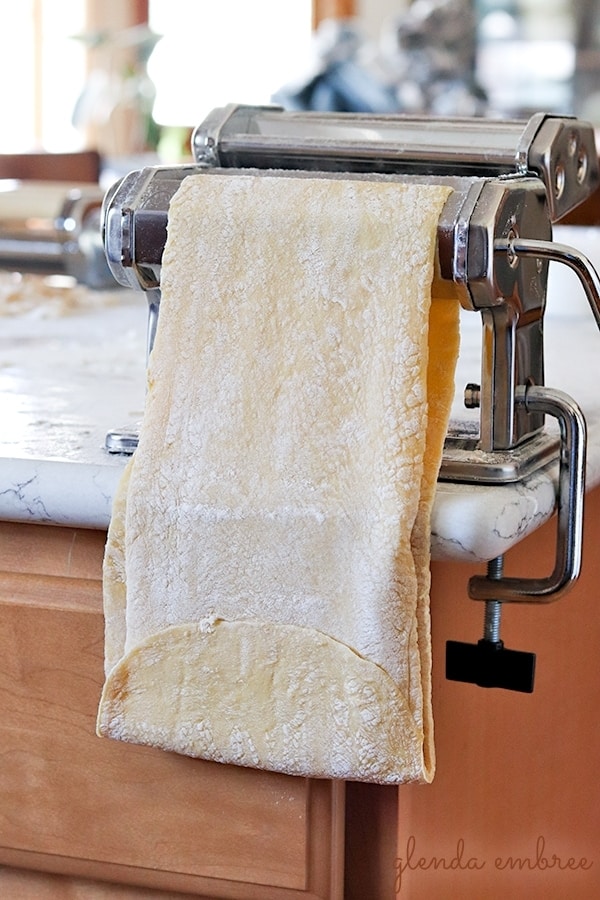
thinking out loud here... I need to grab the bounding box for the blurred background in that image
[1,1,599,174]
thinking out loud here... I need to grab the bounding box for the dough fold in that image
[97,172,459,784]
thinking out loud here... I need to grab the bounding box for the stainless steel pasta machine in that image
[101,104,600,691]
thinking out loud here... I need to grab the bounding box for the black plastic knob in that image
[446,639,536,693]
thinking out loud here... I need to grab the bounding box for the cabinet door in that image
[396,488,600,900]
[0,523,345,899]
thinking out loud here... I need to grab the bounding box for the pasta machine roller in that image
[0,182,116,289]
[101,104,600,691]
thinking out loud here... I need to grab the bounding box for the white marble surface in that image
[0,286,147,528]
[0,257,599,563]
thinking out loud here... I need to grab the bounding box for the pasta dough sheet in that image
[97,172,459,784]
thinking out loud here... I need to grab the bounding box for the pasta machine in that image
[0,182,116,289]
[101,104,600,692]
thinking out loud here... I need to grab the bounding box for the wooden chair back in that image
[0,149,101,183]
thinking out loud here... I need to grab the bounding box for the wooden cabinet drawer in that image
[0,524,345,899]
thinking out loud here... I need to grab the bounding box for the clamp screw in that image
[446,554,537,693]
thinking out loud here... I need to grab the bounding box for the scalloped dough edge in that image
[97,617,431,785]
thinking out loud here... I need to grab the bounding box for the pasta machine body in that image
[101,105,600,688]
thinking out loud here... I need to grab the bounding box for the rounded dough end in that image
[97,618,433,784]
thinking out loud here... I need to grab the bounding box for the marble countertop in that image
[0,235,599,563]
[0,283,147,532]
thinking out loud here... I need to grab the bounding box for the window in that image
[148,0,313,126]
[0,0,313,153]
[0,0,86,151]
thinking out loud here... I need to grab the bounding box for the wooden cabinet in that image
[0,523,335,897]
[0,522,396,899]
[3,486,598,898]
[396,487,600,900]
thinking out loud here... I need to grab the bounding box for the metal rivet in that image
[577,149,588,185]
[555,164,566,199]
[567,132,578,157]
[506,228,519,269]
